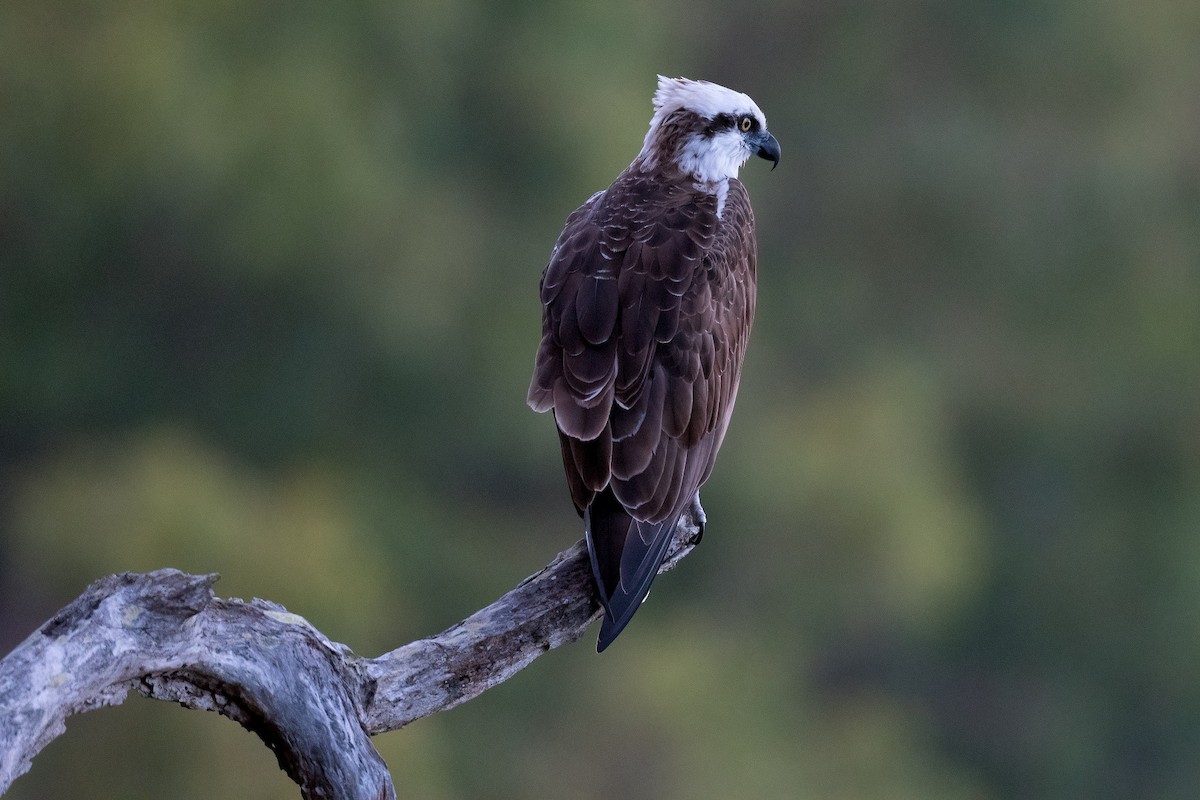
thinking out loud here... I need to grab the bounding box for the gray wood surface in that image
[0,509,701,798]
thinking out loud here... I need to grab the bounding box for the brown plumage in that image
[528,77,779,650]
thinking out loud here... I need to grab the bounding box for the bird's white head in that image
[638,76,780,183]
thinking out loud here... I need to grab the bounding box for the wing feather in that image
[568,423,613,492]
[576,275,619,345]
[552,377,612,440]
[663,371,694,439]
[610,364,666,479]
[562,339,616,399]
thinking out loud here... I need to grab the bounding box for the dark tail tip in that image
[595,585,648,652]
[596,614,622,652]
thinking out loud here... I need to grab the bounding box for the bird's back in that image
[529,166,758,649]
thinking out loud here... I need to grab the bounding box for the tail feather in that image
[585,489,681,652]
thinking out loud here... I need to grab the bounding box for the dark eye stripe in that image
[704,113,739,137]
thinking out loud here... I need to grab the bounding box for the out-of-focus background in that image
[2,1,1198,797]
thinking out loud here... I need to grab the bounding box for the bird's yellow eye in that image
[739,116,754,132]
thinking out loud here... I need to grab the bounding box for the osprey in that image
[528,76,779,651]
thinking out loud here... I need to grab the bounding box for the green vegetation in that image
[2,1,1198,797]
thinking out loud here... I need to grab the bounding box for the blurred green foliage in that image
[2,0,1199,798]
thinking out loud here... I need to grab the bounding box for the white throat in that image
[677,129,752,184]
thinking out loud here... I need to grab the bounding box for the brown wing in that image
[528,173,757,649]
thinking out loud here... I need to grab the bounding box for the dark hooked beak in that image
[754,131,781,170]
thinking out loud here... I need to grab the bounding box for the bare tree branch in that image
[0,509,702,798]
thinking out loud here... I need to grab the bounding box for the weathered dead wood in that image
[0,508,702,798]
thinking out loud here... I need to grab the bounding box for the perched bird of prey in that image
[528,76,779,651]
